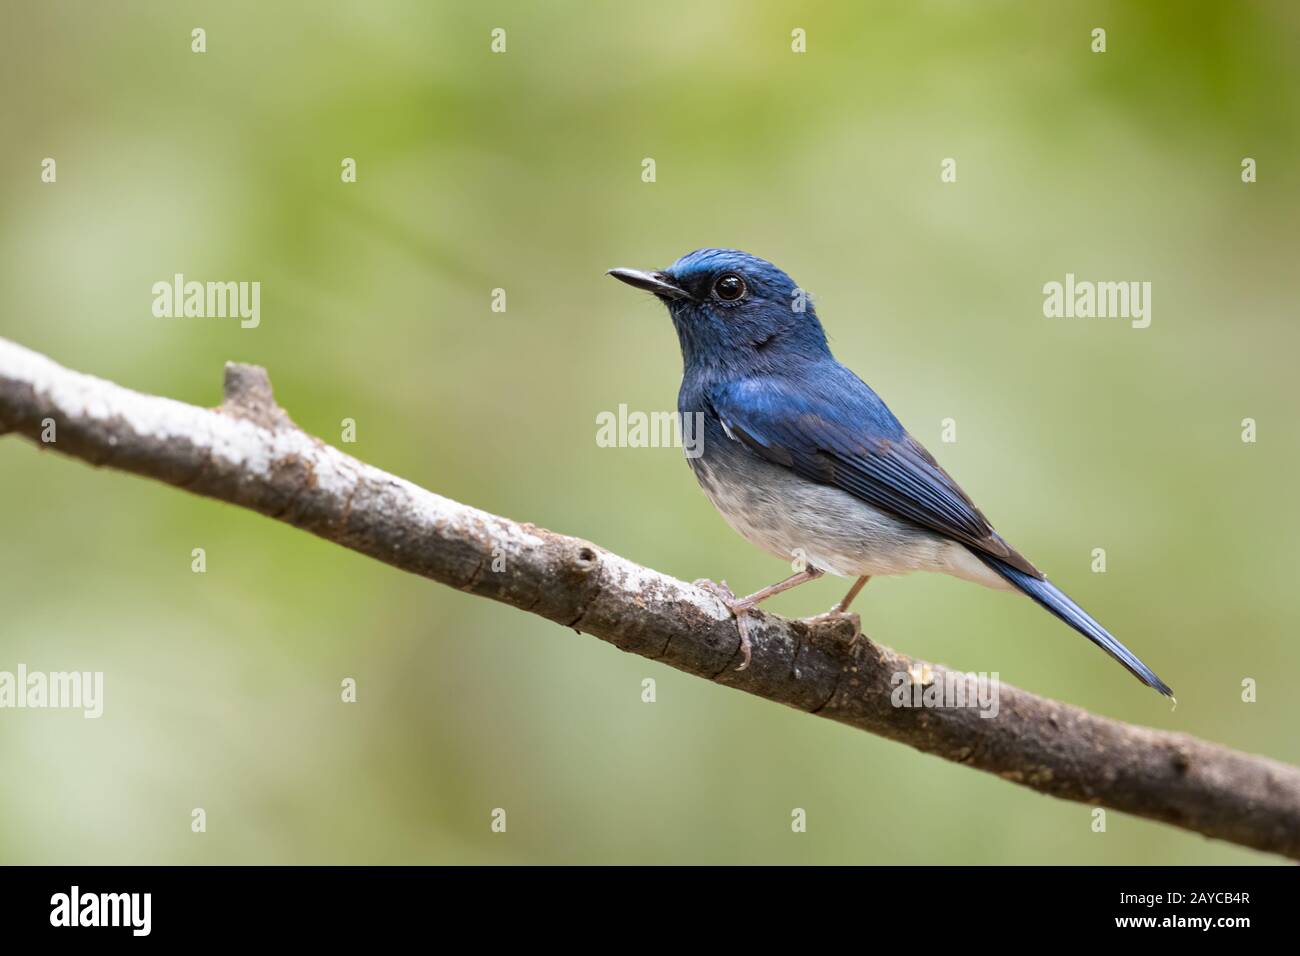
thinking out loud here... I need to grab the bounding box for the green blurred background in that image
[1,1,1296,864]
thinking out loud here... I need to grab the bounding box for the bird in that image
[608,248,1172,698]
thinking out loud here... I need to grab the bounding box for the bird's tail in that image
[977,555,1174,698]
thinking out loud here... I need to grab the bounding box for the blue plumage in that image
[979,556,1173,696]
[608,249,1172,696]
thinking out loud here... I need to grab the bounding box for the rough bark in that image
[1,336,1297,859]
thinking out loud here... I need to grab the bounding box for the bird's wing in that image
[708,374,1043,577]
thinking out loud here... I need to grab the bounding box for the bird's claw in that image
[693,578,752,670]
[733,612,754,671]
[802,609,863,648]
[692,578,735,602]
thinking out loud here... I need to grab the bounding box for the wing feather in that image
[709,376,1042,577]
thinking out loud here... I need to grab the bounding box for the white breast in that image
[690,453,1011,591]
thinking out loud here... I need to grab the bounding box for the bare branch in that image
[2,336,1297,859]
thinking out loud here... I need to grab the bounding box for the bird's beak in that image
[606,268,690,301]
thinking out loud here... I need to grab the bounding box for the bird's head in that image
[608,248,829,373]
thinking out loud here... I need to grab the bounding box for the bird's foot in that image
[693,578,754,671]
[692,578,735,603]
[801,608,863,647]
[731,611,756,671]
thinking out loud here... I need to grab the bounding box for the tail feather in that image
[978,554,1173,698]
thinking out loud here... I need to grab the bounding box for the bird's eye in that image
[712,273,746,302]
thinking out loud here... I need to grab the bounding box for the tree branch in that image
[2,335,1297,860]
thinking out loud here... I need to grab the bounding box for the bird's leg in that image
[834,575,871,614]
[802,575,871,645]
[694,569,824,670]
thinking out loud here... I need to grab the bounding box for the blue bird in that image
[608,248,1172,697]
